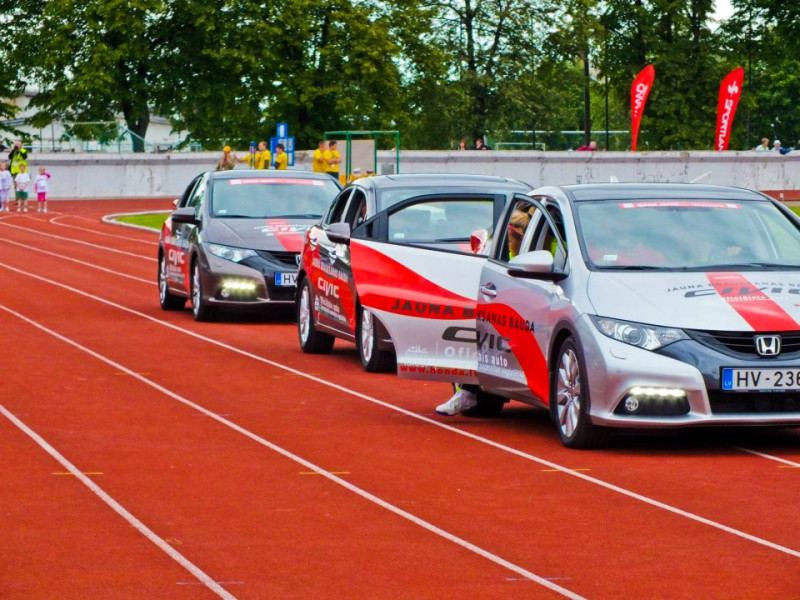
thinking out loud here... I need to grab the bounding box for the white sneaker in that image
[436,388,478,416]
[37,207,41,212]
[44,208,48,213]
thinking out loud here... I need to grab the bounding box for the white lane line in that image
[2,262,800,560]
[0,220,155,262]
[49,215,158,245]
[730,445,800,467]
[7,228,795,476]
[0,401,236,599]
[0,237,153,284]
[0,303,586,600]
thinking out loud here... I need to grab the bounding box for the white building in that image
[2,89,189,153]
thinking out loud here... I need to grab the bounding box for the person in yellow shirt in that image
[312,140,327,173]
[234,140,272,169]
[323,139,342,181]
[274,143,288,170]
[253,141,272,169]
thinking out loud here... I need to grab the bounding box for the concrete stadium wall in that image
[23,149,800,200]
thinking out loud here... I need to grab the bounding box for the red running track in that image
[0,199,799,599]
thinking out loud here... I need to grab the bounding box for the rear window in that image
[211,177,339,218]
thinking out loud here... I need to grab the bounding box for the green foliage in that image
[0,0,797,151]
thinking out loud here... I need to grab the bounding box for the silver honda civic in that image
[342,183,800,448]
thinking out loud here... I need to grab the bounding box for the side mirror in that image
[508,250,567,281]
[326,222,351,244]
[170,206,198,225]
[470,228,489,254]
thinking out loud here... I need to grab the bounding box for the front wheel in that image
[191,260,216,322]
[552,337,607,449]
[357,307,395,372]
[297,279,334,353]
[158,253,186,310]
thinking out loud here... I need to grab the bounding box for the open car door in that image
[351,193,506,382]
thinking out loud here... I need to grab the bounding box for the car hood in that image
[207,217,319,253]
[587,271,800,331]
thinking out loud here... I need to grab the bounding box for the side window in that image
[326,189,353,224]
[188,178,207,217]
[523,201,567,271]
[496,198,540,262]
[345,189,368,227]
[178,177,201,208]
[386,198,493,252]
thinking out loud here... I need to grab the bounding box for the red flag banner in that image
[630,65,655,152]
[714,67,745,151]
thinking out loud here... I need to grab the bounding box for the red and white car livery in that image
[295,174,532,371]
[158,170,340,320]
[316,182,800,448]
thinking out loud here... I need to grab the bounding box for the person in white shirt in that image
[754,137,769,151]
[14,164,31,212]
[772,139,782,152]
[0,162,12,212]
[34,167,52,213]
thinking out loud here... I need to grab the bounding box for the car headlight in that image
[589,315,687,351]
[207,243,257,263]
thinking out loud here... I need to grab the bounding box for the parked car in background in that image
[337,183,800,448]
[296,174,532,371]
[158,170,341,320]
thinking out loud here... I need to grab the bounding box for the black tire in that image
[297,278,334,353]
[158,253,186,310]
[463,389,506,418]
[190,260,216,322]
[551,337,607,449]
[356,306,395,372]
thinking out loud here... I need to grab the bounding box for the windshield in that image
[577,199,800,271]
[211,177,339,218]
[376,185,526,212]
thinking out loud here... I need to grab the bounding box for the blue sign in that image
[270,123,295,167]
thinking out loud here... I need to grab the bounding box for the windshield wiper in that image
[701,262,797,271]
[596,265,673,271]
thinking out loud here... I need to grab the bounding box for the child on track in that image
[34,167,52,213]
[0,163,12,212]
[14,164,30,212]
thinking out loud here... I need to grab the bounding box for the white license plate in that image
[274,272,297,287]
[721,368,800,391]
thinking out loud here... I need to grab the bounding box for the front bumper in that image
[202,253,298,306]
[578,318,800,428]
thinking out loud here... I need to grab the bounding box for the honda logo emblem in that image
[754,335,781,356]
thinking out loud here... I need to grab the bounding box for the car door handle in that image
[479,284,497,298]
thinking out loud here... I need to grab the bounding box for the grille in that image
[708,391,800,414]
[255,250,299,267]
[686,330,800,358]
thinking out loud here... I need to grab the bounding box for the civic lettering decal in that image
[706,272,800,331]
[255,219,308,252]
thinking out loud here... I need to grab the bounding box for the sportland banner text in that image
[630,65,655,152]
[714,67,745,151]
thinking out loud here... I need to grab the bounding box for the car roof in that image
[557,183,770,203]
[352,173,532,190]
[208,170,336,183]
